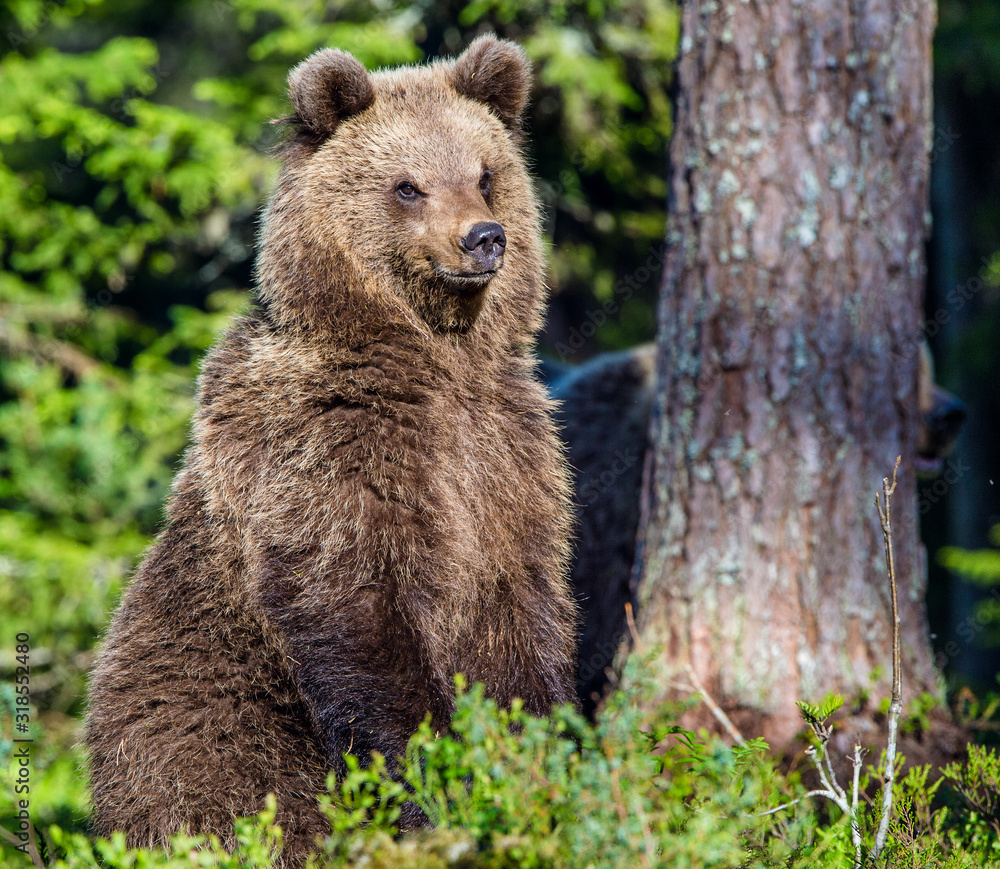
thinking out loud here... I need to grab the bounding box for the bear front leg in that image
[250,550,454,805]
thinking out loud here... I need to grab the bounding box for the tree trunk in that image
[632,0,941,746]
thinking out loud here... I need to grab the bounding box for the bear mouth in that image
[915,452,945,479]
[433,266,497,295]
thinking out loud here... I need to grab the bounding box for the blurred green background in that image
[0,0,998,850]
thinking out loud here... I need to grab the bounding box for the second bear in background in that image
[548,345,654,716]
[548,341,965,716]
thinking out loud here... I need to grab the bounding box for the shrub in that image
[6,659,994,869]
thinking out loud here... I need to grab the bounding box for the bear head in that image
[916,340,966,476]
[256,36,545,342]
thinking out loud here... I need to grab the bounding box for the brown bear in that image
[86,36,577,864]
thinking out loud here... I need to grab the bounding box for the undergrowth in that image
[5,659,999,869]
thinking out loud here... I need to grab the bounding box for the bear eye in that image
[396,181,420,199]
[479,170,493,199]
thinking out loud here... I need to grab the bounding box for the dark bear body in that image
[86,37,576,862]
[548,345,655,715]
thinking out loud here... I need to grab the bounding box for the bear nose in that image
[461,221,506,271]
[927,394,967,440]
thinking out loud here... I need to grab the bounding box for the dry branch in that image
[683,664,746,747]
[872,456,903,861]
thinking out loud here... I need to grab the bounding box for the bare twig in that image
[850,743,865,862]
[794,690,869,864]
[871,456,902,861]
[821,736,849,808]
[760,740,866,866]
[608,765,629,823]
[805,744,850,816]
[26,821,44,869]
[0,825,23,849]
[684,664,746,746]
[0,822,45,869]
[756,789,836,817]
[624,601,642,652]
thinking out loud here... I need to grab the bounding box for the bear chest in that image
[378,392,557,638]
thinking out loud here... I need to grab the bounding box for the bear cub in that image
[86,36,576,863]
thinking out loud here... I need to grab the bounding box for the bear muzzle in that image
[916,387,966,477]
[427,221,506,297]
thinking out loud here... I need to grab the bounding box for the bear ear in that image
[287,48,376,137]
[452,35,532,131]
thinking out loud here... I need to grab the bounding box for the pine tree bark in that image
[632,0,941,746]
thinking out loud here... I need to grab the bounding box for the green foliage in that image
[941,745,1000,843]
[940,524,1000,585]
[940,524,1000,646]
[895,692,945,736]
[40,796,283,869]
[5,670,999,868]
[796,694,846,730]
[0,1,261,742]
[883,747,1000,866]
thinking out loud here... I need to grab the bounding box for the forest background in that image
[0,0,999,845]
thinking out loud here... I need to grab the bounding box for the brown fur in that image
[86,36,576,864]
